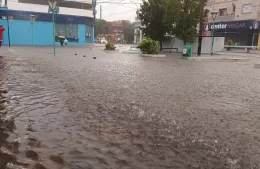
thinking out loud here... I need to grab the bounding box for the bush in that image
[226,40,234,51]
[226,40,234,46]
[137,39,159,54]
[105,42,116,50]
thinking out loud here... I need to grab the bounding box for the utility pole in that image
[5,0,10,47]
[52,9,56,56]
[197,0,205,56]
[100,5,102,37]
[100,5,102,20]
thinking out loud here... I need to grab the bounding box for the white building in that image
[0,0,95,46]
[2,0,94,18]
[133,10,143,44]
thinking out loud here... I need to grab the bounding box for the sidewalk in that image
[0,47,13,56]
[189,53,251,62]
[217,50,260,57]
[94,44,105,48]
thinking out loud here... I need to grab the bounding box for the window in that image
[219,8,227,16]
[59,1,92,10]
[55,23,78,42]
[65,24,78,38]
[232,4,236,13]
[56,24,66,37]
[242,4,253,14]
[85,25,92,43]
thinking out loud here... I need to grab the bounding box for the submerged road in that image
[0,46,260,169]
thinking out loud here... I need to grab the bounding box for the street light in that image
[211,11,218,55]
[29,15,36,46]
[46,0,58,56]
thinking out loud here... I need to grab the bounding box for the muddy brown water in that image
[1,47,260,169]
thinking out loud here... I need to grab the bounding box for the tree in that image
[95,19,108,37]
[122,20,134,43]
[138,0,172,49]
[171,0,203,44]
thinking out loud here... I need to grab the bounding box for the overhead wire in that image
[105,9,136,17]
[96,0,140,19]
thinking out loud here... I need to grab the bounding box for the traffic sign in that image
[48,7,59,14]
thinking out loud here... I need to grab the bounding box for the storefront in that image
[0,8,95,46]
[205,20,259,46]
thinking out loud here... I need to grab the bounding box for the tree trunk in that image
[159,41,162,51]
[183,39,187,45]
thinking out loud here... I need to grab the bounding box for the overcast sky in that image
[95,0,142,22]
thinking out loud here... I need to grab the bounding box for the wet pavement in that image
[1,46,260,169]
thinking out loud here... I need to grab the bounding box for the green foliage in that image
[105,42,116,50]
[226,40,234,46]
[139,0,207,45]
[137,39,159,54]
[122,20,134,43]
[95,19,108,37]
[138,0,172,42]
[173,0,202,44]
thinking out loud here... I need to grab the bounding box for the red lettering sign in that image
[227,23,246,29]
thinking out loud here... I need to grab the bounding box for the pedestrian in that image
[0,25,5,47]
[58,36,65,46]
[64,38,68,45]
[60,38,64,46]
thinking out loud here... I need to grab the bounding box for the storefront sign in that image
[0,10,95,25]
[205,20,259,31]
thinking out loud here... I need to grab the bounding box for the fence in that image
[162,37,225,54]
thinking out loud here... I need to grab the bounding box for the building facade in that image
[133,10,143,44]
[133,19,142,44]
[0,0,95,46]
[106,21,124,44]
[205,0,260,46]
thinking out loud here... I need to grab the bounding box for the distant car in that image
[95,40,101,43]
[101,39,107,44]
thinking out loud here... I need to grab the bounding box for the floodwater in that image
[1,47,260,169]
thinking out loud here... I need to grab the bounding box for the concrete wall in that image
[206,0,260,22]
[162,37,225,54]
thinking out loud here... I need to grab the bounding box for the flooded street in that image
[1,46,260,169]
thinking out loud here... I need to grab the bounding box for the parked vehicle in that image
[101,39,108,44]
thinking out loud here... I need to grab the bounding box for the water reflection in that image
[0,55,66,169]
[0,48,259,168]
[0,57,17,168]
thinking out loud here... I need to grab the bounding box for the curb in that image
[140,54,166,58]
[190,57,250,62]
[121,50,141,54]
